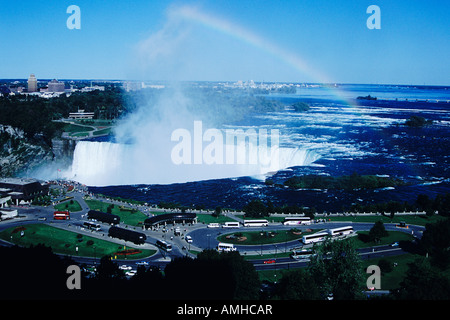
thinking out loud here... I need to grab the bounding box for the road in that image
[0,187,425,273]
[250,244,406,271]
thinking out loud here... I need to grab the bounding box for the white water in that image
[69,140,321,186]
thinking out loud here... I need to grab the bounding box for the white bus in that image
[243,219,269,227]
[207,223,220,228]
[283,217,312,226]
[83,221,101,231]
[217,242,237,252]
[290,249,314,260]
[222,221,240,228]
[156,240,172,252]
[302,231,329,244]
[328,226,353,237]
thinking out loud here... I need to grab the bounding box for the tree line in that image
[0,86,124,147]
[242,192,450,218]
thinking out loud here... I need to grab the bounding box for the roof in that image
[144,212,197,226]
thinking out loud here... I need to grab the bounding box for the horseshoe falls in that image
[69,140,321,186]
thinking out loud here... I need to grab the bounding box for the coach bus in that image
[53,211,70,220]
[301,231,329,244]
[83,221,101,231]
[222,221,240,228]
[156,239,172,252]
[290,249,314,260]
[328,226,354,237]
[283,217,312,225]
[243,219,269,227]
[217,242,237,252]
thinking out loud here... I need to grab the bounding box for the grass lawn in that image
[93,128,111,136]
[63,123,94,134]
[196,214,236,224]
[326,214,444,226]
[257,252,421,291]
[361,253,420,290]
[352,230,415,248]
[217,229,313,245]
[0,223,155,259]
[85,199,148,226]
[54,200,82,212]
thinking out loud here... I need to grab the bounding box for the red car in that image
[263,259,276,264]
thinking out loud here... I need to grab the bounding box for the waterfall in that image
[71,141,127,186]
[70,140,321,186]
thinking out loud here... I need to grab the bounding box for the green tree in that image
[275,268,320,299]
[214,206,222,218]
[395,257,450,300]
[420,218,450,269]
[95,256,125,281]
[308,239,365,300]
[243,199,268,218]
[368,221,389,243]
[165,249,260,300]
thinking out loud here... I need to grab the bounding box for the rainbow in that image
[170,5,357,107]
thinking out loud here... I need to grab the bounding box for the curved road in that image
[0,190,425,272]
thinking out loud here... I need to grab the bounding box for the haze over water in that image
[75,83,450,212]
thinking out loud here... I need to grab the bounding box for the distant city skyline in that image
[0,1,449,85]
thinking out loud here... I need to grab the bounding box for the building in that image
[27,74,37,92]
[144,212,197,229]
[47,79,65,92]
[0,208,18,220]
[0,195,18,219]
[81,85,105,92]
[68,109,95,120]
[0,178,49,205]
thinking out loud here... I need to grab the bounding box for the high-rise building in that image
[47,79,65,92]
[27,74,37,92]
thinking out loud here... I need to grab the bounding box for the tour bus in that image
[217,242,237,252]
[83,221,101,231]
[53,211,70,220]
[283,217,312,226]
[156,239,172,252]
[328,226,354,237]
[243,219,269,227]
[290,249,315,260]
[222,221,240,228]
[301,231,329,244]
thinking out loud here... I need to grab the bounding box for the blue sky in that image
[0,0,448,85]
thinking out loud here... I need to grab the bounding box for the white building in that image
[27,74,37,92]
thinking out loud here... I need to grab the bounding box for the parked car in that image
[125,270,137,277]
[390,242,399,247]
[119,265,132,270]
